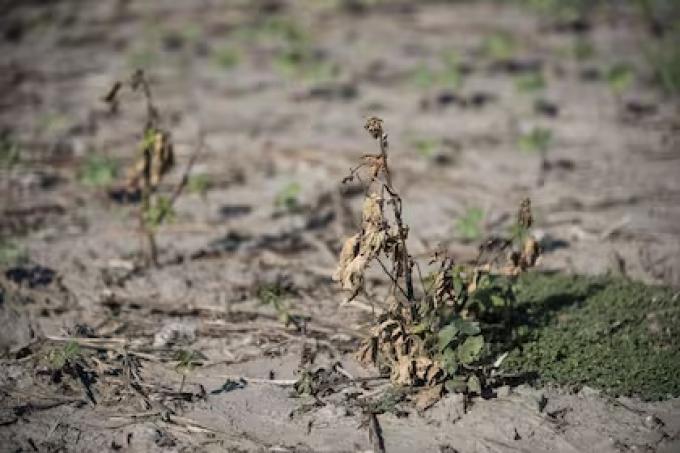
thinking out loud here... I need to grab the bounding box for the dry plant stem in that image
[127,71,204,267]
[158,133,205,225]
[375,256,410,300]
[140,146,158,266]
[388,191,414,302]
[367,412,386,453]
[376,132,414,303]
[132,70,159,129]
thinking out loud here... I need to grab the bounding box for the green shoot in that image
[606,63,635,95]
[78,154,118,187]
[275,181,302,211]
[413,138,439,159]
[482,31,515,61]
[257,284,297,327]
[214,45,240,70]
[646,33,680,95]
[144,196,175,229]
[518,127,552,154]
[455,207,485,241]
[0,137,20,169]
[515,71,546,93]
[573,37,595,61]
[188,173,211,199]
[0,239,29,266]
[48,341,81,370]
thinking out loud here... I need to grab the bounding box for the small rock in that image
[643,414,664,430]
[153,322,197,347]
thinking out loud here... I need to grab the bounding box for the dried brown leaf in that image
[332,234,360,283]
[364,116,384,140]
[518,197,533,229]
[150,131,175,187]
[520,236,540,268]
[414,383,443,411]
[391,354,414,386]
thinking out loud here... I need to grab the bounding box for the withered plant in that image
[102,70,203,266]
[334,117,540,407]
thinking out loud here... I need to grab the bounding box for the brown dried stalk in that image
[334,117,415,303]
[103,70,203,267]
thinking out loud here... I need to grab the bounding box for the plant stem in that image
[140,145,158,267]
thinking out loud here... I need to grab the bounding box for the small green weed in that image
[482,31,516,61]
[214,45,240,70]
[78,154,118,187]
[257,283,298,327]
[518,127,552,154]
[521,0,593,22]
[188,173,211,198]
[0,240,29,266]
[275,181,302,211]
[128,48,157,70]
[606,63,635,95]
[48,341,81,369]
[455,207,485,241]
[143,196,175,229]
[0,136,20,169]
[646,33,680,95]
[174,349,205,373]
[503,273,680,400]
[515,71,546,93]
[572,37,595,61]
[413,138,439,159]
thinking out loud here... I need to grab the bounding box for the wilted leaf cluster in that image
[335,118,541,403]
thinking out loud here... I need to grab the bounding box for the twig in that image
[196,374,298,386]
[367,412,386,453]
[375,256,409,300]
[160,132,206,224]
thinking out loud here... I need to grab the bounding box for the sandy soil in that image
[1,1,679,451]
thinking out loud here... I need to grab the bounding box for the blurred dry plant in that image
[102,70,203,266]
[334,117,540,408]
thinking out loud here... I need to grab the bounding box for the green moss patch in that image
[501,273,680,400]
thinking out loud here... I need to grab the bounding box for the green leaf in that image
[441,348,459,376]
[467,375,482,394]
[411,322,430,335]
[457,335,485,364]
[437,324,460,351]
[140,128,157,151]
[491,294,506,307]
[445,376,468,394]
[452,317,481,336]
